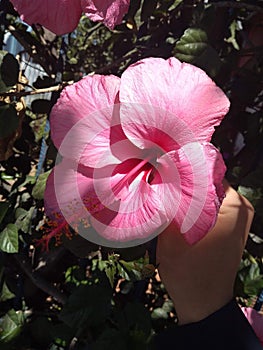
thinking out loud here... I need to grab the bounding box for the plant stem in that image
[14,253,67,304]
[0,81,74,98]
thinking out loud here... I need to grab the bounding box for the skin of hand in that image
[156,181,255,325]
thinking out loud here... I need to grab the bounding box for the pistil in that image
[112,155,153,195]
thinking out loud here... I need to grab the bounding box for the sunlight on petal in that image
[10,0,82,35]
[81,0,130,29]
[120,57,230,143]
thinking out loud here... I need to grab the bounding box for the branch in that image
[14,253,67,305]
[0,81,74,98]
[8,25,57,75]
[211,1,263,13]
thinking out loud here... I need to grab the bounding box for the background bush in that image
[0,0,262,349]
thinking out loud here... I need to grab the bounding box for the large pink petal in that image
[90,170,168,245]
[120,57,230,143]
[81,158,169,244]
[81,0,130,29]
[119,103,196,152]
[10,0,82,35]
[44,159,136,223]
[50,75,140,167]
[151,142,226,244]
[44,159,95,225]
[181,143,226,244]
[51,75,119,152]
[45,158,169,246]
[45,144,225,246]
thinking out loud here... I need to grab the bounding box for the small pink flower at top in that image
[241,307,263,346]
[10,0,130,34]
[44,57,230,247]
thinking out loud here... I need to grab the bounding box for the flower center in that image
[112,152,158,195]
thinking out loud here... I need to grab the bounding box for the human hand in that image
[156,180,254,325]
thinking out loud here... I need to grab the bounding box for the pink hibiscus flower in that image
[10,0,130,34]
[44,57,230,248]
[241,307,263,346]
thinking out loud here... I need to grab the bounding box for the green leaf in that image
[65,265,87,286]
[174,28,208,62]
[116,262,130,280]
[247,263,261,281]
[32,170,52,200]
[119,260,142,280]
[15,206,35,234]
[238,186,262,207]
[29,114,48,142]
[174,28,222,77]
[105,265,116,288]
[225,20,240,50]
[0,202,9,225]
[97,260,107,271]
[193,46,222,77]
[249,233,263,244]
[162,300,174,313]
[0,224,18,253]
[0,103,19,139]
[119,258,149,281]
[0,51,19,93]
[59,285,112,330]
[151,307,169,320]
[237,257,263,297]
[69,58,78,65]
[168,0,183,11]
[244,276,263,296]
[0,309,24,343]
[0,282,15,302]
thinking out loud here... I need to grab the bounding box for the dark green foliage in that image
[0,103,19,138]
[0,51,19,92]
